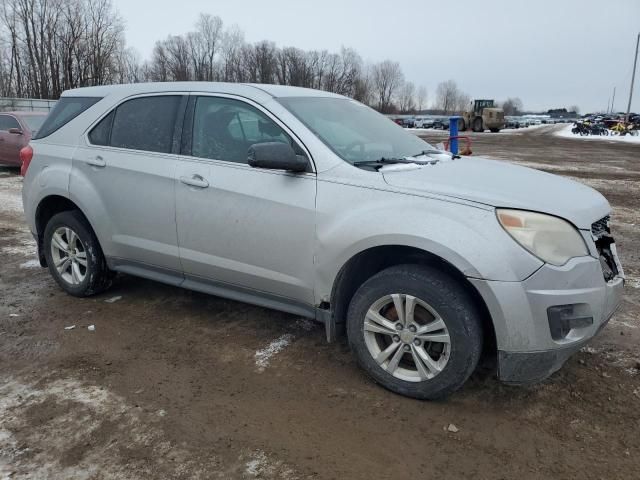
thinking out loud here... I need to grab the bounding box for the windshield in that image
[277,97,434,164]
[22,115,46,133]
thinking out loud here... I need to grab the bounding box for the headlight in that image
[496,209,588,266]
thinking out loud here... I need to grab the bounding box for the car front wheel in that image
[347,264,483,400]
[43,210,113,297]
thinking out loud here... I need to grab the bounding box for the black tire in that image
[490,128,500,133]
[347,264,483,400]
[43,210,112,297]
[472,118,483,132]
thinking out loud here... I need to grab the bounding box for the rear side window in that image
[34,97,101,139]
[0,115,20,131]
[109,96,181,153]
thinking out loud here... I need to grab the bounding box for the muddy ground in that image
[0,124,639,479]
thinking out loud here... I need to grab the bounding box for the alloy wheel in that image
[363,294,451,382]
[50,226,88,285]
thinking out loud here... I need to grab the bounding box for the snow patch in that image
[1,237,36,257]
[627,276,640,289]
[254,334,294,371]
[19,259,40,269]
[242,449,297,478]
[0,375,221,478]
[610,320,638,330]
[580,346,639,374]
[0,175,24,215]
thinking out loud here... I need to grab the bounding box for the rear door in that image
[0,114,22,165]
[175,94,317,306]
[71,94,187,277]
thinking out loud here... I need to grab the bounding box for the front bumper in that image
[470,255,624,384]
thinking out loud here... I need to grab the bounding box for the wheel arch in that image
[329,244,497,360]
[34,195,99,267]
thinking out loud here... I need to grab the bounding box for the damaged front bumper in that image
[470,246,624,384]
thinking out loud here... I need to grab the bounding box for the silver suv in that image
[21,83,624,399]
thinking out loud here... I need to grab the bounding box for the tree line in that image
[0,0,524,115]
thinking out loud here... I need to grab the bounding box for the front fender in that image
[315,179,543,303]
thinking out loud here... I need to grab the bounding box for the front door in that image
[175,95,317,306]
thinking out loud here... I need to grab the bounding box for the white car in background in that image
[414,117,434,129]
[413,117,433,128]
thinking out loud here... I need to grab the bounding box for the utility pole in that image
[611,86,616,113]
[625,32,639,124]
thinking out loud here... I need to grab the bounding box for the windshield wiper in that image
[410,149,441,156]
[353,157,416,170]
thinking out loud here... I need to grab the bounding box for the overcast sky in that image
[112,0,640,113]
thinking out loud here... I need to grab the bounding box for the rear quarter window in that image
[34,97,101,139]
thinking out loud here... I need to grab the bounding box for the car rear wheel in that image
[347,264,483,400]
[43,210,113,297]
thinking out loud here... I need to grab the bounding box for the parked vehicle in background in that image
[414,117,434,128]
[0,111,47,167]
[610,121,639,136]
[460,99,505,132]
[21,82,624,400]
[505,118,521,129]
[401,117,415,128]
[432,117,449,130]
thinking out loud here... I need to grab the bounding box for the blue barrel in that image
[449,116,461,155]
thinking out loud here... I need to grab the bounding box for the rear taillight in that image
[20,145,33,176]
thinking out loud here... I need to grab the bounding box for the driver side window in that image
[191,96,294,164]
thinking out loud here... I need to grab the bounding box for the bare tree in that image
[501,97,523,115]
[455,92,471,113]
[416,85,427,112]
[352,64,373,105]
[398,81,416,113]
[0,6,412,113]
[220,25,244,82]
[372,60,403,113]
[435,80,460,114]
[1,0,125,98]
[194,13,222,81]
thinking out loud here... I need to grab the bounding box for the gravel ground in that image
[1,124,639,479]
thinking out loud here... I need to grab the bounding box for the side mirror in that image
[247,142,308,173]
[8,128,22,135]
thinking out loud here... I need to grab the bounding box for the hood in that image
[382,156,609,229]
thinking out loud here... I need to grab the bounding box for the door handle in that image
[180,174,209,188]
[86,156,106,168]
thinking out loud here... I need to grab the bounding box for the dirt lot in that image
[1,124,639,479]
